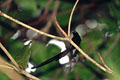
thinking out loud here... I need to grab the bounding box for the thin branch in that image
[0,64,13,70]
[33,0,60,40]
[68,39,111,73]
[75,72,79,80]
[54,17,68,38]
[0,50,40,80]
[0,42,19,68]
[68,0,79,36]
[20,70,40,80]
[6,63,40,80]
[97,53,113,73]
[44,0,53,15]
[0,56,19,72]
[50,68,62,80]
[103,32,120,58]
[29,0,53,26]
[0,0,12,9]
[0,0,114,74]
[41,0,60,32]
[0,60,25,80]
[54,2,107,73]
[0,11,67,41]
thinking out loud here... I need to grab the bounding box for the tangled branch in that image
[0,0,113,80]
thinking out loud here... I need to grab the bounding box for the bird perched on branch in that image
[32,31,81,69]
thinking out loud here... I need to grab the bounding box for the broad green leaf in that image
[15,42,32,69]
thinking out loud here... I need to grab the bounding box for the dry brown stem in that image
[44,0,53,15]
[20,70,40,80]
[103,32,120,58]
[0,42,19,68]
[0,0,12,9]
[33,0,60,40]
[0,43,41,80]
[68,39,109,72]
[97,53,113,73]
[0,1,113,79]
[55,14,111,73]
[55,17,112,73]
[0,11,67,41]
[0,57,25,80]
[54,17,68,37]
[41,0,60,32]
[68,0,79,36]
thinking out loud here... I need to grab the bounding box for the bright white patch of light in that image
[59,55,69,64]
[97,23,108,31]
[75,24,86,36]
[26,29,38,39]
[11,30,21,40]
[105,32,113,37]
[65,62,76,68]
[85,19,98,29]
[47,39,70,64]
[118,26,120,30]
[25,62,36,73]
[47,39,66,52]
[24,40,32,45]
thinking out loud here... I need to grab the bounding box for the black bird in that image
[32,31,81,69]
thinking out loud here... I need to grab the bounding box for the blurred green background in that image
[0,0,120,80]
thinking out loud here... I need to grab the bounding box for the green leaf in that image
[6,39,32,69]
[15,42,32,69]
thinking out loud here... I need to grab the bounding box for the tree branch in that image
[0,42,19,68]
[0,11,67,41]
[68,0,79,36]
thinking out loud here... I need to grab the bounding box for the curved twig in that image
[68,0,79,36]
[0,0,113,75]
[55,18,113,73]
[0,42,41,80]
[0,11,67,41]
[0,0,12,9]
[97,53,113,73]
[0,42,19,68]
[55,17,68,38]
[68,39,109,73]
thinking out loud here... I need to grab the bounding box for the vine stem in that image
[68,39,111,73]
[97,53,113,73]
[0,42,41,80]
[68,0,79,37]
[0,42,19,68]
[55,17,68,38]
[0,0,113,74]
[0,11,67,41]
[55,18,112,74]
